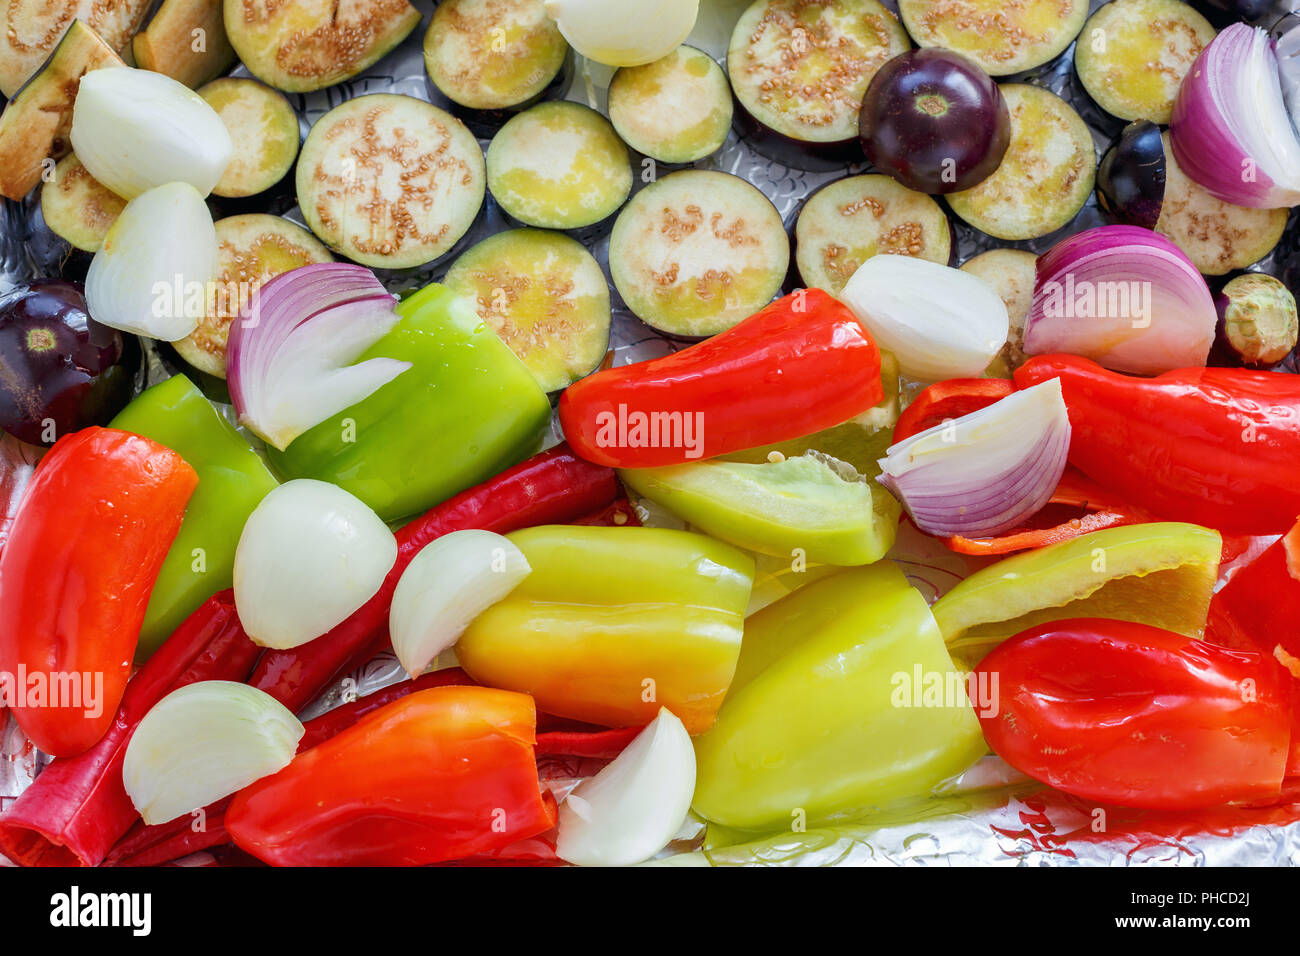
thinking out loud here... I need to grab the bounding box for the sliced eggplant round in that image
[444,228,611,392]
[0,0,152,97]
[946,84,1095,241]
[486,101,631,233]
[1155,132,1287,277]
[898,0,1088,77]
[608,45,732,165]
[222,0,421,93]
[1074,0,1215,124]
[424,0,570,124]
[609,169,789,338]
[40,153,126,253]
[794,175,951,296]
[199,78,300,200]
[297,94,486,269]
[174,214,334,378]
[959,248,1038,374]
[727,0,910,169]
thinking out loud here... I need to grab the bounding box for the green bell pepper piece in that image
[265,284,552,522]
[110,375,279,660]
[693,561,987,831]
[619,451,900,566]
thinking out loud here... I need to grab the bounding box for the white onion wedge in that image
[544,0,698,67]
[122,681,303,826]
[233,479,397,649]
[390,530,531,678]
[71,67,233,200]
[839,255,1009,382]
[85,182,217,341]
[556,708,696,866]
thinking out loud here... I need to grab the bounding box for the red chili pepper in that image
[1207,519,1300,776]
[1015,355,1300,534]
[0,427,197,756]
[892,378,1013,443]
[248,445,617,713]
[558,289,883,468]
[0,591,259,867]
[974,618,1291,809]
[226,686,559,866]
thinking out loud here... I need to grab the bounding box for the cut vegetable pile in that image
[2,0,1300,871]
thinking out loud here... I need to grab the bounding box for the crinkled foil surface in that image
[3,0,1300,866]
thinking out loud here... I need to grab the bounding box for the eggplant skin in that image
[223,0,421,93]
[0,280,142,445]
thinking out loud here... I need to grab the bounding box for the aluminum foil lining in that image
[4,0,1300,866]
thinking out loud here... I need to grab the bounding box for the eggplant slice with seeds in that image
[898,0,1089,77]
[945,84,1095,241]
[485,101,632,236]
[609,170,790,339]
[200,78,301,200]
[794,175,952,296]
[1154,132,1287,277]
[223,0,422,93]
[1074,0,1215,124]
[0,0,151,97]
[444,228,612,393]
[423,0,572,134]
[297,93,486,270]
[608,45,732,165]
[40,154,126,253]
[727,0,910,170]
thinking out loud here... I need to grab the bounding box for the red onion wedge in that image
[878,379,1070,539]
[1170,24,1300,209]
[227,263,411,451]
[1024,225,1216,375]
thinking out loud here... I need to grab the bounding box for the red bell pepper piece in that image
[558,289,884,468]
[247,444,618,714]
[226,686,559,866]
[974,618,1291,810]
[0,427,197,756]
[0,591,260,867]
[1208,519,1300,776]
[1015,355,1300,534]
[892,378,1014,444]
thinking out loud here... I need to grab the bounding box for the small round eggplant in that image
[1211,273,1298,370]
[0,280,142,445]
[858,49,1010,195]
[1096,120,1166,230]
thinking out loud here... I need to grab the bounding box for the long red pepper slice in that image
[0,591,260,867]
[247,444,618,714]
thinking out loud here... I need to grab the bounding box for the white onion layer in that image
[123,681,303,826]
[233,479,398,649]
[838,255,1010,382]
[390,530,531,678]
[544,0,698,66]
[84,182,217,341]
[878,379,1071,539]
[71,67,233,200]
[556,708,696,866]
